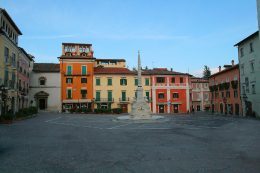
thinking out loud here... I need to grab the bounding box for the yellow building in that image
[93,64,152,113]
[0,8,22,114]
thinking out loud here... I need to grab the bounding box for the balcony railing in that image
[64,72,92,76]
[119,97,130,102]
[94,98,114,102]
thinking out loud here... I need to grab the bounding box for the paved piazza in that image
[1,112,260,173]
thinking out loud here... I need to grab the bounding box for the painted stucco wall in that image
[29,72,61,112]
[93,75,152,112]
[238,34,260,117]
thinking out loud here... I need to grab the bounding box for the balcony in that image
[64,72,92,77]
[94,98,114,103]
[169,83,187,87]
[119,97,130,102]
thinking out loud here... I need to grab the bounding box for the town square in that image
[0,0,260,172]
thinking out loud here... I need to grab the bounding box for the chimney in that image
[219,66,222,72]
[231,60,234,66]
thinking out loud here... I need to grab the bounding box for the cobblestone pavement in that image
[0,112,260,173]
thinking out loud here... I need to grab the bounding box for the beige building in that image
[0,8,22,115]
[93,66,152,113]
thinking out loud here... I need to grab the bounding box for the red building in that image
[209,61,242,115]
[143,68,191,114]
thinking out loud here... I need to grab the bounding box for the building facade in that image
[59,43,95,112]
[29,63,61,112]
[17,47,32,110]
[235,31,260,117]
[145,68,190,114]
[190,77,210,112]
[0,8,22,115]
[209,62,242,116]
[93,66,152,113]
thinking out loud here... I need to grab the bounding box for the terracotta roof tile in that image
[33,63,60,72]
[94,67,134,75]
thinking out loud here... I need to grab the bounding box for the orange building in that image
[58,43,95,112]
[143,68,191,114]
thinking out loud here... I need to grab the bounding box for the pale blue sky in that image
[1,0,258,76]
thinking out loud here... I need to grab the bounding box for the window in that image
[221,92,225,98]
[180,77,184,83]
[250,42,254,53]
[39,77,46,86]
[67,89,72,99]
[134,78,138,86]
[245,77,249,93]
[108,90,112,101]
[96,91,101,101]
[66,78,73,84]
[240,48,244,57]
[252,84,256,94]
[81,78,87,83]
[107,78,112,86]
[120,78,127,86]
[171,77,175,83]
[234,90,238,98]
[12,53,16,67]
[250,62,255,73]
[4,70,8,86]
[81,66,87,75]
[4,47,9,63]
[96,78,100,86]
[242,86,245,95]
[158,93,164,99]
[145,91,150,100]
[145,78,149,86]
[241,64,244,75]
[156,77,165,83]
[226,91,230,98]
[81,89,87,99]
[173,93,179,99]
[67,65,72,75]
[121,91,126,101]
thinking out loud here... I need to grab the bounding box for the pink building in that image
[17,48,33,109]
[191,77,210,112]
[209,61,242,115]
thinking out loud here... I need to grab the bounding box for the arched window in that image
[39,77,46,86]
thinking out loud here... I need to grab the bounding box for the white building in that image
[29,63,61,112]
[235,31,260,117]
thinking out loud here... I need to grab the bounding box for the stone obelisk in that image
[130,51,152,119]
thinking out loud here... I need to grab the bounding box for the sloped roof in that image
[33,63,60,72]
[210,64,239,78]
[0,8,22,35]
[94,67,134,75]
[234,31,259,46]
[141,68,189,76]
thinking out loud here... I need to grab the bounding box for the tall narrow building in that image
[58,43,95,112]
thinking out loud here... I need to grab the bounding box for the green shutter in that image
[108,78,112,85]
[108,91,112,101]
[145,78,149,86]
[96,91,100,101]
[146,91,149,98]
[122,91,126,101]
[96,78,100,86]
[67,66,72,75]
[120,79,123,85]
[125,79,127,85]
[135,79,138,86]
[67,89,72,99]
[82,66,86,75]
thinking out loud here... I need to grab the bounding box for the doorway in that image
[39,99,47,110]
[121,104,128,113]
[220,103,223,114]
[173,104,179,113]
[159,105,164,113]
[235,104,239,115]
[197,105,200,111]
